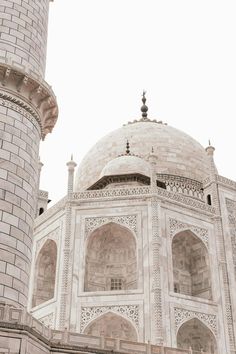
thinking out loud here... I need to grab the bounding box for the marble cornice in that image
[72,186,216,215]
[216,175,236,191]
[203,174,236,192]
[0,63,58,139]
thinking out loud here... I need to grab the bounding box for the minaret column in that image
[66,156,77,195]
[0,1,58,308]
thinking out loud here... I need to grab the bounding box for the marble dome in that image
[100,155,151,179]
[75,121,210,191]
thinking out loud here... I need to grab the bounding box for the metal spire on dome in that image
[126,140,131,155]
[141,90,148,118]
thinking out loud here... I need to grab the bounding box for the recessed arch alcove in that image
[84,222,137,292]
[83,312,138,341]
[32,239,57,307]
[177,318,217,353]
[172,230,212,299]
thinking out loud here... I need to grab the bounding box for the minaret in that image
[0,1,58,308]
[66,155,77,195]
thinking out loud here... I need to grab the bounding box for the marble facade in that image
[0,1,236,354]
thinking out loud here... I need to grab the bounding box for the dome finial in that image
[141,90,148,118]
[126,140,130,155]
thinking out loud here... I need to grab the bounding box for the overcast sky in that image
[40,1,236,205]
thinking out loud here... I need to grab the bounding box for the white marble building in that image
[0,2,235,353]
[28,97,236,354]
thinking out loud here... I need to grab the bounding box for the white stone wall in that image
[0,100,41,307]
[0,0,50,78]
[30,179,236,353]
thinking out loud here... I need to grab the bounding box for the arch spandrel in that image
[84,215,138,240]
[169,218,209,249]
[83,311,138,341]
[177,317,217,353]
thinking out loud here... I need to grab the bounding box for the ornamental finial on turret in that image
[126,140,130,155]
[141,90,148,118]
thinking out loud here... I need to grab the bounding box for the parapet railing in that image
[0,305,214,354]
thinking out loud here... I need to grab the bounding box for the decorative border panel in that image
[72,188,215,215]
[80,305,139,331]
[35,227,59,256]
[226,198,236,280]
[174,307,217,336]
[151,197,163,344]
[84,215,137,238]
[169,218,209,249]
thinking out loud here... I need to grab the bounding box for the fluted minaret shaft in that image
[0,1,58,308]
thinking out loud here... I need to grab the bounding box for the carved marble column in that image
[151,197,163,344]
[205,152,236,353]
[59,158,77,329]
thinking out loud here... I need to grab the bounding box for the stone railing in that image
[34,184,216,229]
[156,174,204,201]
[72,186,215,215]
[0,305,194,354]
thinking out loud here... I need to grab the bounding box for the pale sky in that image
[40,1,236,205]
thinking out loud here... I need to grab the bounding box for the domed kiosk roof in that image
[75,120,210,191]
[100,154,151,179]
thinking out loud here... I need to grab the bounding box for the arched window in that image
[32,240,57,307]
[207,194,212,205]
[85,222,137,292]
[172,230,212,300]
[84,312,137,341]
[177,318,217,353]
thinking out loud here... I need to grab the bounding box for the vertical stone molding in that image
[151,197,163,344]
[210,179,236,353]
[59,198,72,329]
[0,1,58,308]
[226,198,236,280]
[0,0,51,79]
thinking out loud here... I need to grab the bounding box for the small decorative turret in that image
[148,147,158,188]
[205,140,218,175]
[67,155,77,194]
[205,140,215,157]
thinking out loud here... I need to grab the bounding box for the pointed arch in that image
[84,222,137,291]
[83,311,138,341]
[177,318,217,353]
[172,230,212,299]
[32,239,57,307]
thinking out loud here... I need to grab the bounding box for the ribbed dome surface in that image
[75,121,210,191]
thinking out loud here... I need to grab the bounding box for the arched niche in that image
[177,318,217,353]
[172,230,212,299]
[84,222,137,292]
[32,239,57,307]
[84,312,137,341]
